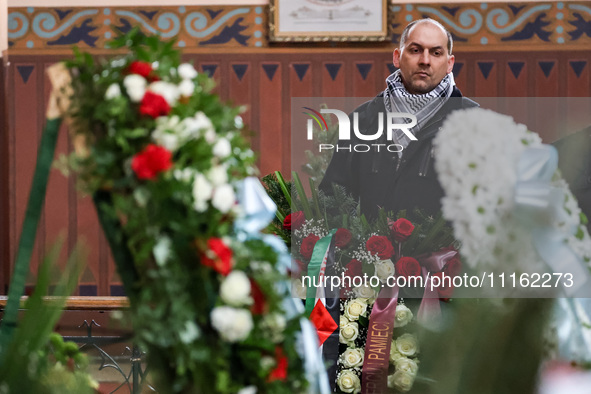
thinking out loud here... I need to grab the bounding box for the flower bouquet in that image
[57,28,317,393]
[263,172,462,393]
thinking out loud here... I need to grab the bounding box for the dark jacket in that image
[319,87,478,219]
[553,126,591,234]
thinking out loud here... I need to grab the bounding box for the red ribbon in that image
[361,284,399,394]
[416,248,458,327]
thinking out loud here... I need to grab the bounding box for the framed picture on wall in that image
[269,0,389,42]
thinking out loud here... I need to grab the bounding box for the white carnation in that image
[210,306,253,342]
[179,79,195,97]
[148,81,180,106]
[212,184,235,213]
[192,173,213,212]
[220,270,252,306]
[213,138,232,158]
[105,83,121,100]
[178,63,198,80]
[123,74,146,102]
[208,165,228,186]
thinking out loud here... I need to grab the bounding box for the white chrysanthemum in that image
[192,173,213,212]
[105,83,121,100]
[210,306,253,342]
[178,63,198,80]
[148,81,180,106]
[212,184,235,213]
[220,270,252,306]
[123,74,146,102]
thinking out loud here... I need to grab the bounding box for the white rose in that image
[340,315,349,327]
[387,370,415,392]
[152,129,180,152]
[210,306,253,342]
[395,357,419,377]
[105,83,121,100]
[344,299,368,321]
[390,344,405,363]
[339,321,359,344]
[395,333,419,357]
[192,173,213,212]
[148,81,180,106]
[341,348,364,368]
[220,270,252,306]
[394,304,413,328]
[213,138,232,158]
[208,165,228,186]
[123,74,146,102]
[353,284,376,299]
[292,279,307,299]
[174,168,194,183]
[375,259,395,282]
[179,79,195,97]
[178,63,198,80]
[212,184,235,213]
[337,370,361,394]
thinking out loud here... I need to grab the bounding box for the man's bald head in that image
[399,18,453,55]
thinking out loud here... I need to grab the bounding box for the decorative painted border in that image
[8,6,267,49]
[7,3,591,50]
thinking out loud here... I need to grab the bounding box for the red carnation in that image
[432,272,454,298]
[250,278,267,315]
[284,211,305,231]
[443,256,462,277]
[131,144,172,180]
[395,257,422,279]
[268,347,288,382]
[300,234,320,260]
[128,61,152,78]
[139,91,171,118]
[200,238,233,276]
[366,235,394,259]
[390,218,415,242]
[334,228,352,249]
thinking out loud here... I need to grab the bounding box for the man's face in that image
[393,22,455,95]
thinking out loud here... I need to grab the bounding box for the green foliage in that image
[301,103,340,184]
[0,242,97,393]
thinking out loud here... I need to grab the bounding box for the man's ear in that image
[393,48,401,68]
[446,54,455,74]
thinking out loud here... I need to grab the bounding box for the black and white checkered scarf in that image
[383,69,454,150]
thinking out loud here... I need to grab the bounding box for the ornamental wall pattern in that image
[6,2,591,50]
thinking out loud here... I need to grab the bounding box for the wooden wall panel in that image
[4,49,591,294]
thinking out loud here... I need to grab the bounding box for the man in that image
[320,19,478,219]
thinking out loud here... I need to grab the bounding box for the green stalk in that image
[274,171,292,208]
[292,171,313,219]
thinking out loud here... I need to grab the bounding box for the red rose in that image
[286,211,305,231]
[395,257,422,279]
[366,235,394,259]
[334,228,352,248]
[390,218,415,242]
[139,91,171,118]
[268,347,288,382]
[300,234,320,260]
[250,279,267,315]
[282,214,292,230]
[340,259,363,297]
[432,272,454,298]
[443,256,462,277]
[200,238,233,276]
[128,61,152,78]
[131,144,173,180]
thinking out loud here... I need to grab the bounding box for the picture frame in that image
[269,0,390,42]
